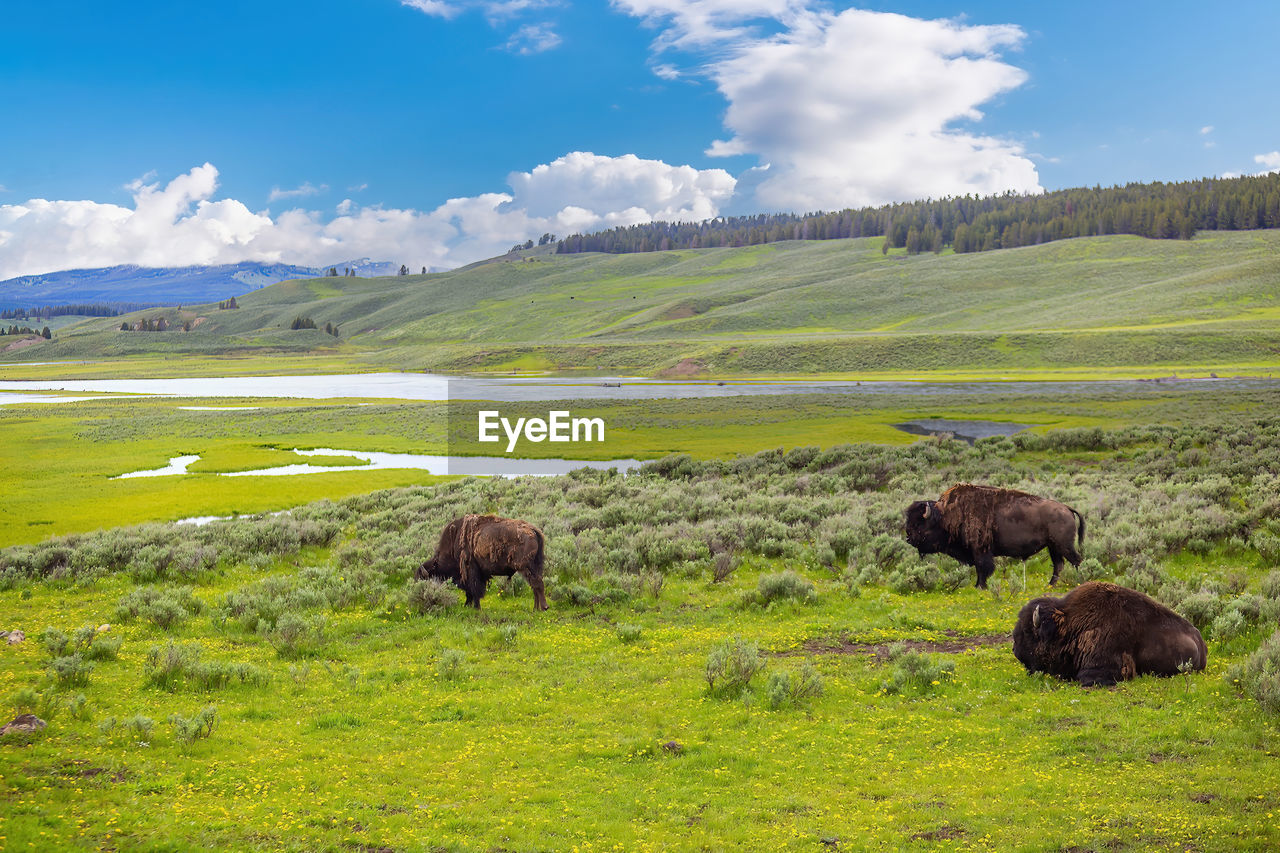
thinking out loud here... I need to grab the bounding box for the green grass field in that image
[5,230,1280,378]
[3,417,1280,852]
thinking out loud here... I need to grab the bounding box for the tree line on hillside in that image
[1,304,156,320]
[120,317,192,332]
[1,325,51,338]
[290,316,340,337]
[554,172,1280,257]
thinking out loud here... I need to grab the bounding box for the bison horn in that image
[1032,604,1041,631]
[923,503,932,519]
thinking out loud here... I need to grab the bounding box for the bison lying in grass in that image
[416,514,548,611]
[1013,581,1207,687]
[904,483,1084,589]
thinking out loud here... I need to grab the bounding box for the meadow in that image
[2,383,1276,545]
[2,405,1280,851]
[6,230,1280,378]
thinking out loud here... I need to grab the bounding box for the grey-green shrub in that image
[144,642,268,691]
[115,585,204,629]
[705,636,764,697]
[438,649,465,681]
[1177,590,1224,632]
[49,654,93,688]
[1227,629,1280,714]
[740,571,816,608]
[877,644,955,696]
[765,663,824,710]
[169,705,217,743]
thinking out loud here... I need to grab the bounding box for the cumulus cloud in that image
[1255,151,1280,173]
[0,157,735,279]
[618,2,1041,211]
[1200,125,1214,135]
[1223,151,1280,180]
[268,182,328,203]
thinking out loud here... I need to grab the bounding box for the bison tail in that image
[1071,508,1086,546]
[533,526,546,578]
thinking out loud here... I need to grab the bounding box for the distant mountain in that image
[324,258,405,278]
[0,259,395,310]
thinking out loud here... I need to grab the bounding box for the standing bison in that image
[1012,581,1207,687]
[904,483,1084,589]
[415,514,548,611]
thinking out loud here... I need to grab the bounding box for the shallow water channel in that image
[113,448,642,479]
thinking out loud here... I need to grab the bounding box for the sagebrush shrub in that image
[1177,590,1224,632]
[705,636,764,697]
[169,705,217,743]
[877,644,955,696]
[765,663,824,710]
[740,571,816,608]
[1227,629,1280,714]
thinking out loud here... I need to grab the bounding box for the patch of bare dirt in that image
[2,337,43,353]
[661,303,699,321]
[910,824,966,841]
[659,357,708,377]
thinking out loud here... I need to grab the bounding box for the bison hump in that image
[936,483,1040,552]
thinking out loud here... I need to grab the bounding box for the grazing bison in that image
[1012,581,1207,687]
[415,514,548,611]
[904,483,1084,589]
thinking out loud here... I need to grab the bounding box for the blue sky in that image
[2,0,1278,277]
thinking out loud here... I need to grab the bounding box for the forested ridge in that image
[556,172,1280,256]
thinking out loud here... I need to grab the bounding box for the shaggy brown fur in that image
[416,514,548,611]
[935,483,1042,554]
[1012,581,1207,687]
[904,484,1084,588]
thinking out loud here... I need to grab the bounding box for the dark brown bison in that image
[904,483,1084,589]
[1012,581,1207,687]
[415,514,548,611]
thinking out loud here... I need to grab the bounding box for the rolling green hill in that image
[10,230,1280,377]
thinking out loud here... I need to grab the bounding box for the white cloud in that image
[1223,151,1280,180]
[616,0,804,50]
[617,3,1041,211]
[503,23,562,54]
[268,182,328,203]
[1255,151,1280,173]
[1200,125,1214,135]
[0,157,736,279]
[402,0,563,47]
[401,0,459,19]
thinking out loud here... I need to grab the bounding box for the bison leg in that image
[1077,652,1125,688]
[1047,543,1083,586]
[1047,547,1065,586]
[521,570,549,612]
[974,553,996,589]
[467,576,486,610]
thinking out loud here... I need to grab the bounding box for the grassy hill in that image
[10,230,1280,377]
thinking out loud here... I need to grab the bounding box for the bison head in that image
[903,500,948,556]
[416,557,460,585]
[1012,595,1065,674]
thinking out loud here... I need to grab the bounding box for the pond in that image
[892,419,1031,444]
